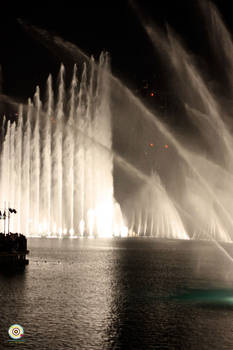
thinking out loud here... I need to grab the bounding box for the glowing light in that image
[95,202,113,238]
[69,228,74,237]
[25,200,129,239]
[164,144,169,149]
[87,209,95,237]
[43,221,47,232]
[114,225,120,237]
[79,219,85,237]
[58,228,62,238]
[149,143,154,147]
[150,92,155,97]
[121,226,128,237]
[53,224,57,234]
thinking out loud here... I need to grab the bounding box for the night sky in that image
[0,0,232,105]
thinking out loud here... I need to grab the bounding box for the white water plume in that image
[2,4,233,244]
[0,53,126,237]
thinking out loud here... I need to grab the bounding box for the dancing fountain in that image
[1,2,233,242]
[0,53,127,237]
[116,1,233,242]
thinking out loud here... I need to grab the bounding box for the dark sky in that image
[0,0,232,102]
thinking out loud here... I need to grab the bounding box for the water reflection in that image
[106,239,233,349]
[1,238,233,349]
[0,267,27,347]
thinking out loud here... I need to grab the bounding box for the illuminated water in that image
[0,54,126,238]
[1,238,233,349]
[1,2,233,243]
[0,54,188,240]
[13,3,233,243]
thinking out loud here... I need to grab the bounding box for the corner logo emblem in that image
[8,324,24,340]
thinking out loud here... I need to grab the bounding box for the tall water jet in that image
[0,53,125,237]
[3,3,233,243]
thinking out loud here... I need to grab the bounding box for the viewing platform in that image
[0,233,29,268]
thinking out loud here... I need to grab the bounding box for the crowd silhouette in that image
[0,233,27,252]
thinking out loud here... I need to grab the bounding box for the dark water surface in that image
[1,238,233,349]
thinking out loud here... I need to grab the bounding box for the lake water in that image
[1,238,233,349]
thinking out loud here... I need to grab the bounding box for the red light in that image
[149,143,154,147]
[164,144,168,149]
[150,92,154,97]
